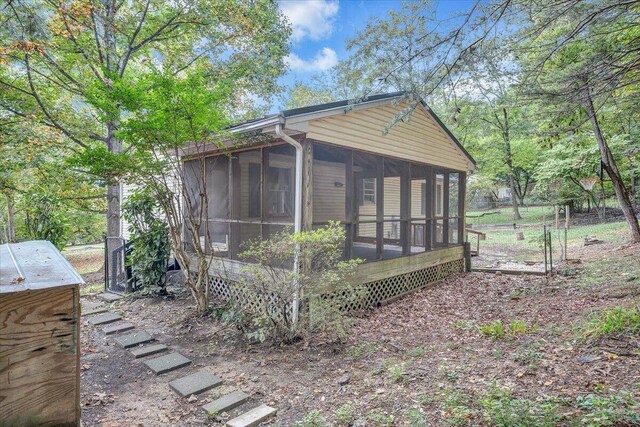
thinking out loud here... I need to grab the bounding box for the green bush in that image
[230,222,364,344]
[122,190,170,295]
[22,193,69,250]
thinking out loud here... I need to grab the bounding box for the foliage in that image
[480,384,561,427]
[478,320,506,340]
[334,403,356,426]
[295,410,327,427]
[478,320,535,339]
[229,222,364,344]
[21,192,69,250]
[576,391,640,427]
[581,306,640,340]
[122,189,171,295]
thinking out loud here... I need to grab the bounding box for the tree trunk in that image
[502,108,522,220]
[584,89,640,242]
[5,193,16,243]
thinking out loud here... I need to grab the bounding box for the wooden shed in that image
[181,92,475,311]
[0,241,82,427]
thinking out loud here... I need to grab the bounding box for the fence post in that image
[548,231,553,272]
[543,225,548,275]
[463,242,472,272]
[565,205,570,229]
[103,234,108,292]
[555,206,560,229]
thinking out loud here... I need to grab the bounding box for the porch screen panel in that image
[264,145,296,224]
[410,164,430,253]
[434,172,445,246]
[206,156,229,256]
[448,172,461,245]
[382,158,407,259]
[230,149,262,259]
[312,143,347,223]
[183,159,206,252]
[353,151,379,261]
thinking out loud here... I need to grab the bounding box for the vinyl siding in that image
[307,104,470,171]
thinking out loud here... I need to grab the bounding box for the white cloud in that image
[280,0,339,42]
[286,47,338,72]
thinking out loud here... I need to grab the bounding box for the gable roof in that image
[228,92,475,168]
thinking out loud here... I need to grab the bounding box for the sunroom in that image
[182,92,475,309]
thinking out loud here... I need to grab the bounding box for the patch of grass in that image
[407,346,426,357]
[478,320,506,339]
[576,391,640,427]
[349,340,378,359]
[367,408,395,427]
[480,387,561,427]
[81,283,104,295]
[582,306,640,339]
[441,388,475,427]
[479,320,536,339]
[513,347,543,365]
[388,364,407,383]
[333,402,356,426]
[296,410,327,427]
[405,408,428,426]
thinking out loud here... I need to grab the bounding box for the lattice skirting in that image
[201,258,464,314]
[346,258,465,311]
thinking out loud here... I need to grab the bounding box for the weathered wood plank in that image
[0,286,80,427]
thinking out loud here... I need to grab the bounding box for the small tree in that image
[122,189,171,295]
[228,222,364,344]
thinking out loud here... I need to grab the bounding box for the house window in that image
[363,178,376,205]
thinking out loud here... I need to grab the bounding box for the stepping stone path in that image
[114,331,155,349]
[82,297,278,425]
[102,322,135,335]
[98,292,123,302]
[82,307,108,316]
[144,352,191,375]
[130,344,168,359]
[226,404,277,427]
[88,312,121,325]
[168,370,222,397]
[202,390,250,415]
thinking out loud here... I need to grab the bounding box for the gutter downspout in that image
[274,123,303,329]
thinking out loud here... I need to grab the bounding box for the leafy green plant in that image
[388,364,407,383]
[576,392,640,427]
[480,383,560,427]
[122,189,170,295]
[296,410,327,427]
[367,408,395,427]
[441,388,475,427]
[231,222,364,344]
[334,402,356,425]
[408,346,426,357]
[508,320,528,335]
[582,306,640,339]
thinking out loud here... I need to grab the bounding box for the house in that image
[178,92,476,311]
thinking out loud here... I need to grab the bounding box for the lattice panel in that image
[199,258,463,315]
[343,258,465,311]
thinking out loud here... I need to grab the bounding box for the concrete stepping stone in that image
[82,307,108,317]
[201,390,249,415]
[114,331,154,349]
[226,405,277,427]
[102,322,135,335]
[144,352,191,375]
[169,370,223,397]
[88,312,121,325]
[98,292,123,302]
[82,301,102,310]
[130,344,168,359]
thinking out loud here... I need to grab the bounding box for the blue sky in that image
[279,0,477,88]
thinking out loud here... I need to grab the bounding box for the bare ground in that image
[79,240,640,426]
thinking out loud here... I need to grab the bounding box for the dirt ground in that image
[79,239,640,426]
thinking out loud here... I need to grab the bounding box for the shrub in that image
[122,189,171,295]
[582,306,640,339]
[231,222,364,344]
[22,193,69,250]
